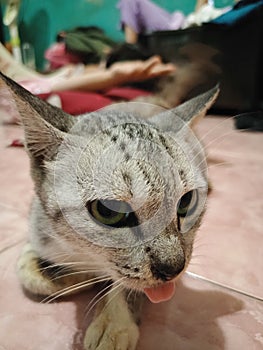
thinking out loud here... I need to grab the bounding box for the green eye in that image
[87,199,137,228]
[177,190,199,218]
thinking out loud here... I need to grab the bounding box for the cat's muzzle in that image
[150,259,185,282]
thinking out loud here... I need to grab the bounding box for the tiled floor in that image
[0,116,262,350]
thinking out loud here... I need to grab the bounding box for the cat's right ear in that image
[0,72,75,162]
[149,85,219,132]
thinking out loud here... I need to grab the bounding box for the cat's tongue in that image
[144,281,176,303]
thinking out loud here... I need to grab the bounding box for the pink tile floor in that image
[0,115,262,349]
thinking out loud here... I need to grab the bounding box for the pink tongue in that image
[144,281,176,303]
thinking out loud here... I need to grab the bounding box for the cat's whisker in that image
[192,240,212,251]
[83,282,113,320]
[85,277,126,318]
[33,256,104,278]
[35,249,103,267]
[26,262,69,278]
[188,134,234,170]
[207,161,232,170]
[126,287,135,303]
[190,250,218,268]
[202,128,241,152]
[95,279,126,317]
[190,252,207,260]
[192,146,242,176]
[47,269,105,282]
[101,282,125,314]
[190,124,243,167]
[207,149,247,161]
[197,116,236,144]
[86,277,125,311]
[44,251,88,262]
[41,275,111,304]
[188,256,206,266]
[39,261,102,271]
[47,274,110,297]
[39,231,61,243]
[174,277,179,290]
[192,245,209,255]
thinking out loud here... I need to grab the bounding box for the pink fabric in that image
[104,86,151,100]
[19,79,52,95]
[38,87,151,115]
[38,91,113,115]
[45,43,81,69]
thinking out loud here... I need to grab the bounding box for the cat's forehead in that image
[73,131,201,202]
[72,109,184,153]
[72,110,143,136]
[54,108,207,204]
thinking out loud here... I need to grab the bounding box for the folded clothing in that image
[234,111,263,131]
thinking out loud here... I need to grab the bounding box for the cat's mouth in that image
[143,280,176,303]
[121,274,178,303]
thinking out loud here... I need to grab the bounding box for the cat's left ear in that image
[149,85,219,132]
[0,72,74,161]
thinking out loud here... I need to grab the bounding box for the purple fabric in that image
[117,0,185,34]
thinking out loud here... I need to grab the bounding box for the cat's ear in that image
[149,85,219,132]
[0,72,75,161]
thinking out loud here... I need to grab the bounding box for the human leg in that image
[118,0,178,42]
[0,42,85,83]
[124,25,138,44]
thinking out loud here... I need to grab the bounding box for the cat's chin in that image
[143,281,176,303]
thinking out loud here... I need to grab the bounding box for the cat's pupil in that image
[97,200,118,218]
[177,190,198,218]
[179,191,193,210]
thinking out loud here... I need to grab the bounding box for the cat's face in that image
[0,72,218,301]
[42,109,207,292]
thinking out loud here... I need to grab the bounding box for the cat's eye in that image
[86,199,137,228]
[177,190,199,218]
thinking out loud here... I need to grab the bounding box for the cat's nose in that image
[151,261,185,282]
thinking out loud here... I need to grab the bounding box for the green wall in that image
[2,0,234,70]
[18,0,124,69]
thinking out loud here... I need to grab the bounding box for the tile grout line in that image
[186,271,263,302]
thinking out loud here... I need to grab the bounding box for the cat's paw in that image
[17,243,94,297]
[84,318,139,350]
[84,293,139,350]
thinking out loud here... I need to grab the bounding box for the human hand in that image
[110,56,176,84]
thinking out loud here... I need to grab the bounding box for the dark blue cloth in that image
[212,0,263,25]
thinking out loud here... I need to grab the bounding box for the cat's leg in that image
[17,243,95,297]
[84,289,143,350]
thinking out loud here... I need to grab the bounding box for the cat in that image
[0,71,218,350]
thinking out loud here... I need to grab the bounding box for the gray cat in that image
[0,72,218,350]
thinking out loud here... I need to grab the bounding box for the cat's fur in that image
[0,72,218,350]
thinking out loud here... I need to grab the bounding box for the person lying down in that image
[0,42,175,95]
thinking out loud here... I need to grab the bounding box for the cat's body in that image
[0,72,218,350]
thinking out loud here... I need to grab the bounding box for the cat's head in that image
[0,72,218,302]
